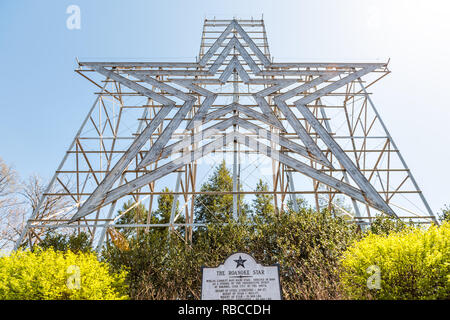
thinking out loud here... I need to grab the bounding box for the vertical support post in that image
[287,171,299,212]
[169,171,182,232]
[232,63,239,219]
[95,175,125,252]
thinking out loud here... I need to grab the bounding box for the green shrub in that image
[0,248,128,300]
[36,231,92,253]
[341,222,450,299]
[439,205,450,223]
[366,215,412,235]
[103,209,359,300]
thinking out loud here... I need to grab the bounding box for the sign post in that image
[201,252,282,300]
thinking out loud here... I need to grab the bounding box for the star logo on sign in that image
[234,256,247,268]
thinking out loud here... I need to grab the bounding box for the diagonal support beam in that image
[199,20,270,67]
[289,67,395,216]
[126,73,198,169]
[234,103,282,129]
[126,72,195,102]
[96,133,238,209]
[92,66,175,105]
[235,118,332,167]
[276,72,340,101]
[253,95,285,130]
[296,103,395,216]
[252,80,301,131]
[69,100,175,222]
[219,56,250,83]
[208,36,261,74]
[254,80,298,97]
[199,22,235,66]
[171,79,218,130]
[271,74,343,166]
[69,68,177,223]
[231,20,271,66]
[137,100,195,169]
[293,66,378,106]
[159,117,237,159]
[233,133,392,213]
[274,98,332,167]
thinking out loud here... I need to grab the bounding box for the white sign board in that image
[201,252,282,300]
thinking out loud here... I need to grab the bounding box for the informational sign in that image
[201,252,282,300]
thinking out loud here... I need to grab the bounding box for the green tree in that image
[37,231,92,253]
[286,196,309,213]
[152,187,180,224]
[252,179,274,219]
[152,187,184,237]
[115,188,181,239]
[116,200,150,239]
[367,215,411,235]
[318,194,353,217]
[194,161,248,223]
[439,204,450,223]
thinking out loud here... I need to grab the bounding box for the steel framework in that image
[16,18,439,250]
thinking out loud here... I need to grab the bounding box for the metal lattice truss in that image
[16,18,438,249]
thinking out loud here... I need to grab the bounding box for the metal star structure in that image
[15,17,439,250]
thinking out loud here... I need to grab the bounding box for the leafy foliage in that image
[99,162,449,301]
[252,179,274,218]
[194,161,249,223]
[286,196,309,213]
[103,209,359,300]
[0,248,128,300]
[102,231,197,299]
[114,187,181,240]
[116,200,150,239]
[366,215,411,235]
[318,194,354,217]
[439,205,450,223]
[37,231,92,253]
[341,222,450,299]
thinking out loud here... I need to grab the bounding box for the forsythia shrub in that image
[341,222,450,299]
[0,248,128,300]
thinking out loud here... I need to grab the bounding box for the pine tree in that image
[152,187,179,224]
[116,187,180,239]
[194,160,248,223]
[116,200,149,239]
[252,179,274,218]
[286,197,309,213]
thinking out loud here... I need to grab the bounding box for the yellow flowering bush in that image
[0,248,128,300]
[341,222,450,299]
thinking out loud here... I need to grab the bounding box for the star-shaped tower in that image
[16,17,439,250]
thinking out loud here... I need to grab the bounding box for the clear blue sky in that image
[0,0,449,213]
